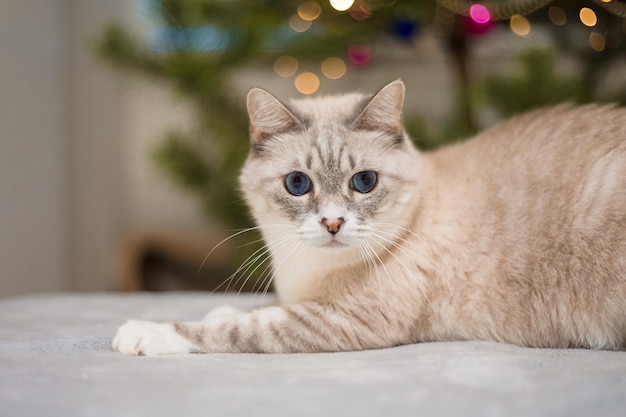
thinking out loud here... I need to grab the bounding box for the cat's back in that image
[428,103,626,236]
[432,104,626,177]
[428,104,626,210]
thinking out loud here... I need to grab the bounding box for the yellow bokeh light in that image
[589,32,606,51]
[273,56,299,78]
[298,1,322,21]
[548,7,566,26]
[289,14,312,32]
[321,57,347,80]
[329,0,354,12]
[579,7,597,27]
[510,15,531,36]
[294,72,320,95]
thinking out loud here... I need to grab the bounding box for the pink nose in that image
[321,217,345,235]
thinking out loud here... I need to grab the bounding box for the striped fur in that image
[113,80,626,355]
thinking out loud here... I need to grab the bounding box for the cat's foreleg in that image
[111,305,244,356]
[113,302,395,355]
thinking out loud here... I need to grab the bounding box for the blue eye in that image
[285,171,312,196]
[351,171,377,193]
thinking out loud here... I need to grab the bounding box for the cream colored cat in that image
[113,80,626,355]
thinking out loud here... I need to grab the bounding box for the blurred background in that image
[1,0,625,298]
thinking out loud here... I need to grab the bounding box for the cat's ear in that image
[246,88,302,145]
[354,79,405,138]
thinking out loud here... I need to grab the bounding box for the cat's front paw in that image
[112,320,195,356]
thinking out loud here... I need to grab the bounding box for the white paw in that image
[202,305,242,322]
[112,320,195,356]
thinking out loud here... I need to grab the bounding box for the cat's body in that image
[113,80,626,355]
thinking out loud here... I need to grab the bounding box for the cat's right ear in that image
[246,88,301,146]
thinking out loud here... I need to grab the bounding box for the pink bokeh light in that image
[469,4,491,24]
[348,44,371,66]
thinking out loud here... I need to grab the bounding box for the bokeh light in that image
[289,14,312,32]
[510,15,531,36]
[579,8,597,27]
[589,32,606,51]
[273,55,299,77]
[329,0,354,12]
[548,7,567,26]
[469,4,490,24]
[294,72,320,94]
[321,57,347,79]
[348,44,371,65]
[349,2,371,20]
[298,1,322,21]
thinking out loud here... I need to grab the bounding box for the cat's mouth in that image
[303,235,352,249]
[321,240,349,248]
[295,223,358,249]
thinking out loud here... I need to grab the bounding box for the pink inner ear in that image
[354,80,405,136]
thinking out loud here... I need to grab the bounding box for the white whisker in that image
[245,235,296,297]
[369,222,445,288]
[357,241,385,310]
[198,224,292,274]
[232,234,295,298]
[222,238,279,293]
[367,233,434,311]
[206,225,293,295]
[259,239,305,307]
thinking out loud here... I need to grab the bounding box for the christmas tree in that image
[96,1,626,289]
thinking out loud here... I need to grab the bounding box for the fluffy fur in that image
[113,80,626,355]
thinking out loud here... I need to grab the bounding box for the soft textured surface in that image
[1,292,625,417]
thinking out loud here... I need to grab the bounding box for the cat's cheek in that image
[246,192,274,216]
[398,191,412,205]
[378,190,413,215]
[376,198,396,214]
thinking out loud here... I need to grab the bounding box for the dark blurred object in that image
[118,233,259,293]
[140,249,236,292]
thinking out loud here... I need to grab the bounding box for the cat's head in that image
[240,80,423,253]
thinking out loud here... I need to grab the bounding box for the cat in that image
[113,79,626,355]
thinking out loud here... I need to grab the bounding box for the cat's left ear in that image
[246,88,302,146]
[354,79,405,138]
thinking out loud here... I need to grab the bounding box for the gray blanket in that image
[1,292,625,417]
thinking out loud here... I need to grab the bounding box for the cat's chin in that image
[320,240,350,249]
[303,237,353,250]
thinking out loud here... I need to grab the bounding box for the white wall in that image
[0,0,213,297]
[67,0,132,292]
[0,1,70,297]
[65,0,210,292]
